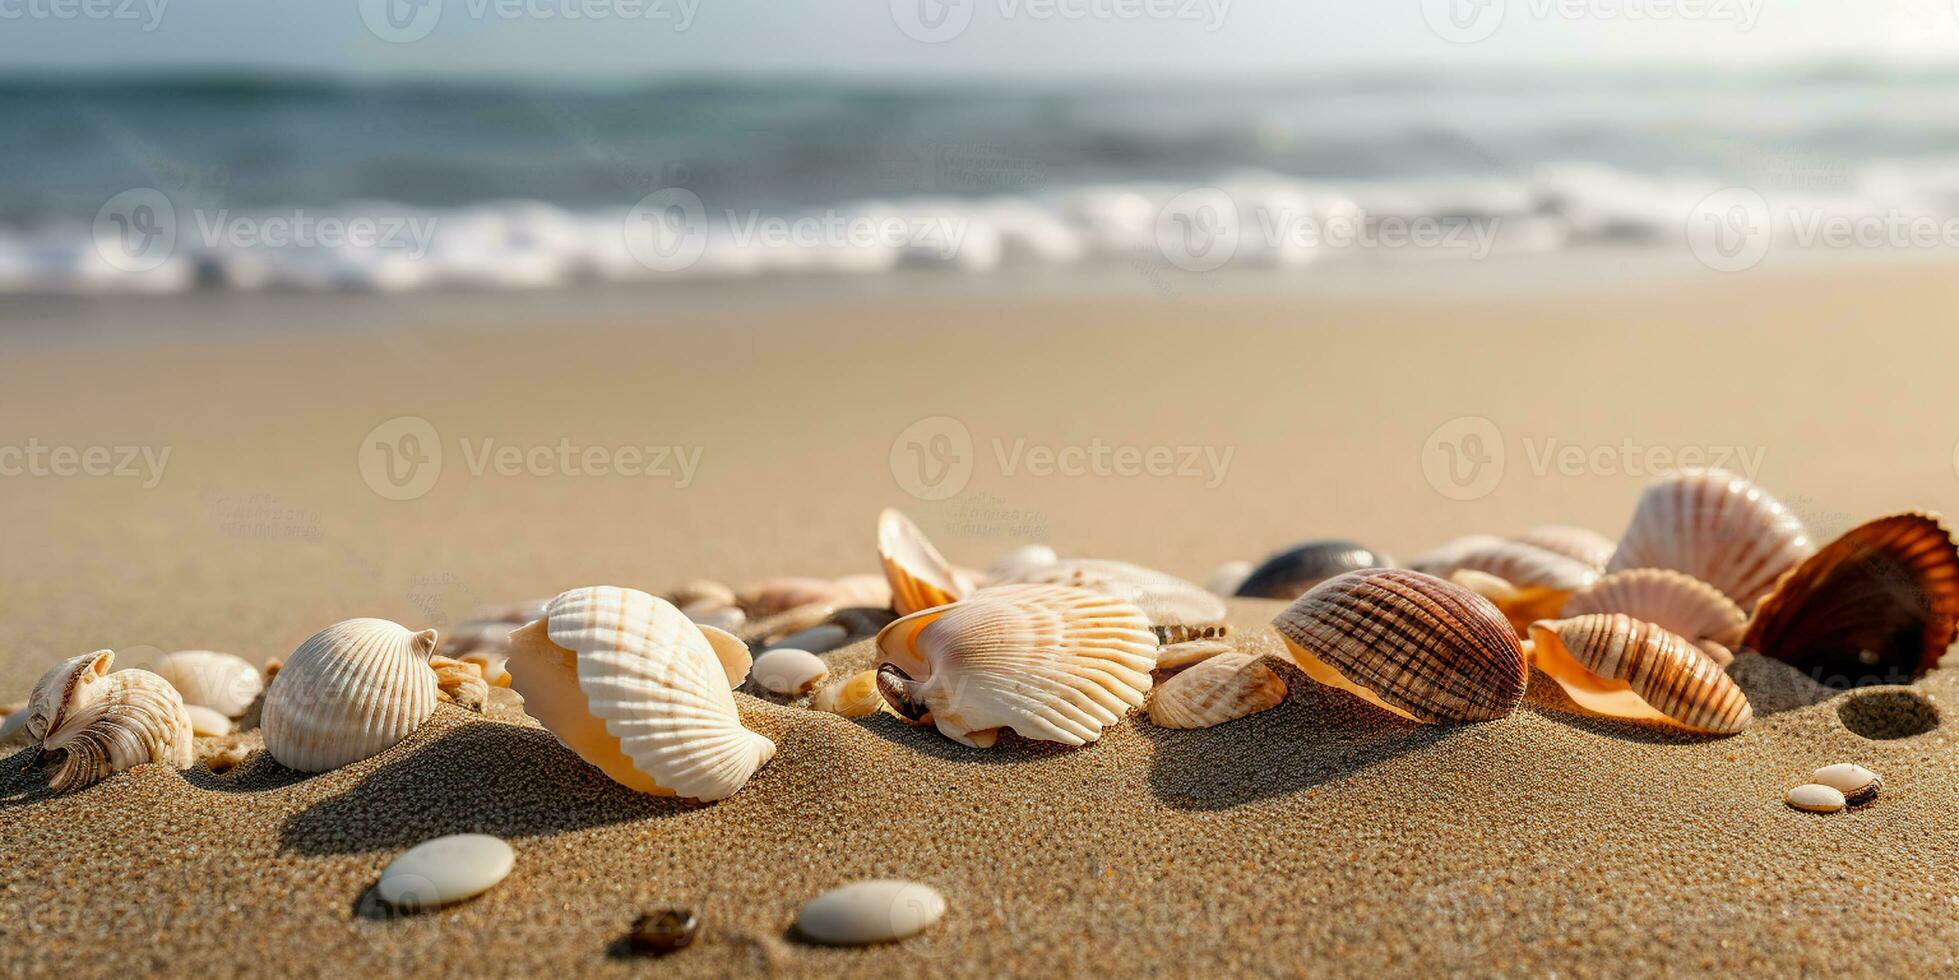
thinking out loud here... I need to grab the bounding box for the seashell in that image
[1270,569,1527,723]
[505,586,774,801]
[688,605,746,634]
[438,620,517,660]
[988,543,1058,580]
[1528,614,1752,734]
[1234,540,1392,600]
[376,833,515,911]
[795,879,946,946]
[184,704,234,737]
[829,573,896,610]
[1147,652,1286,729]
[1740,512,1959,684]
[1154,637,1235,672]
[1407,535,1507,576]
[828,606,897,639]
[0,702,28,745]
[741,601,838,648]
[1786,783,1845,813]
[260,619,440,773]
[1205,559,1254,597]
[812,669,886,718]
[740,577,841,616]
[263,658,282,682]
[878,508,971,615]
[1563,569,1745,666]
[25,651,194,792]
[667,579,736,613]
[1608,468,1813,608]
[768,623,850,655]
[874,584,1156,747]
[994,558,1228,647]
[1512,525,1617,571]
[155,650,264,718]
[1812,763,1881,806]
[629,909,701,956]
[430,655,490,712]
[459,651,511,688]
[752,648,828,696]
[1418,539,1599,634]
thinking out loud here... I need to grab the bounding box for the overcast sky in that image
[4,0,1956,80]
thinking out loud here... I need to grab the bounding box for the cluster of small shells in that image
[1787,764,1884,813]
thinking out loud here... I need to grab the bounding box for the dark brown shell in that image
[1740,512,1959,685]
[1234,540,1392,600]
[1270,568,1527,723]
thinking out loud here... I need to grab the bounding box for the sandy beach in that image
[5,255,1959,976]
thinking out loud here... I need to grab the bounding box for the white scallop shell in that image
[505,586,775,802]
[155,650,264,718]
[26,651,193,792]
[878,508,971,615]
[1148,652,1286,729]
[260,618,440,773]
[874,583,1157,748]
[992,558,1227,644]
[1562,568,1745,652]
[1415,538,1600,594]
[1608,468,1813,608]
[1512,525,1617,570]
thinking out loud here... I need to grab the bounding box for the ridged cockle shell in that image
[1529,614,1752,734]
[1413,538,1600,634]
[1562,568,1746,666]
[1608,468,1812,609]
[1271,569,1527,723]
[874,583,1157,747]
[1147,651,1286,729]
[260,618,440,773]
[26,651,194,792]
[506,586,775,801]
[993,557,1229,647]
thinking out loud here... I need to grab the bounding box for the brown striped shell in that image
[1270,569,1528,723]
[1529,614,1752,735]
[1147,652,1286,729]
[877,508,971,615]
[1608,468,1812,609]
[1512,525,1617,571]
[1740,512,1959,685]
[1416,539,1600,637]
[1562,568,1746,666]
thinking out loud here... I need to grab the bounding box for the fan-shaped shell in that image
[993,558,1227,645]
[1529,614,1752,734]
[1412,539,1598,637]
[260,619,440,773]
[1271,569,1527,723]
[1513,525,1616,570]
[873,584,1157,747]
[505,586,775,801]
[1147,652,1286,729]
[1740,512,1959,684]
[878,508,971,615]
[155,650,263,718]
[26,651,193,792]
[1233,540,1392,600]
[1563,569,1745,665]
[1608,468,1813,609]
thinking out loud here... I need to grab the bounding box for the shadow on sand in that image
[278,721,698,856]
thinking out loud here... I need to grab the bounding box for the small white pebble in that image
[770,623,849,655]
[752,648,829,696]
[377,834,515,910]
[184,704,234,737]
[1812,763,1882,805]
[796,879,946,945]
[1787,783,1846,813]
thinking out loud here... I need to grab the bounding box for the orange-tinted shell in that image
[1741,512,1959,684]
[1530,614,1752,734]
[1270,569,1527,723]
[877,508,970,616]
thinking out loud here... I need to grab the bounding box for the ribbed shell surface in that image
[1148,651,1286,729]
[32,652,194,792]
[878,508,968,615]
[1607,468,1813,608]
[1271,569,1527,723]
[1531,614,1752,734]
[261,618,438,772]
[1562,569,1746,646]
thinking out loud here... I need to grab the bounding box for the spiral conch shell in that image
[878,508,972,616]
[1147,652,1286,729]
[874,584,1157,748]
[506,586,775,801]
[155,650,263,718]
[261,619,440,773]
[1271,569,1527,723]
[1562,569,1746,667]
[1529,614,1752,734]
[25,651,193,792]
[1608,468,1812,609]
[1741,512,1959,684]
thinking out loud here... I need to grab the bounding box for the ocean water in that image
[7,69,1959,293]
